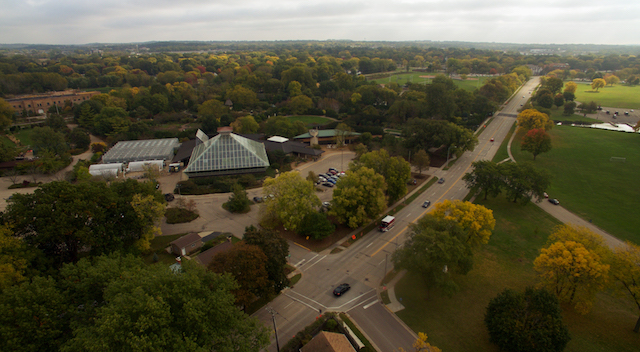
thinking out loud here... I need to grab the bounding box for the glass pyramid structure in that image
[184,129,270,177]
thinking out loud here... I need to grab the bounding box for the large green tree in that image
[501,162,551,204]
[261,171,320,231]
[61,255,269,352]
[243,226,290,293]
[31,126,69,156]
[462,160,504,200]
[485,287,571,352]
[329,167,387,228]
[392,215,473,296]
[354,149,411,203]
[3,180,164,270]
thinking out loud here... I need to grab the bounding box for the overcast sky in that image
[1,0,639,45]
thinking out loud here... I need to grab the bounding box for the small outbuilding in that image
[169,233,203,256]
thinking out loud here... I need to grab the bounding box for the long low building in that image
[102,138,180,164]
[6,90,100,115]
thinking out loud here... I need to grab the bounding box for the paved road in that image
[253,80,543,352]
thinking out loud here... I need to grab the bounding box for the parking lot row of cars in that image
[318,167,346,188]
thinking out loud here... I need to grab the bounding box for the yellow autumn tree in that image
[398,332,442,352]
[546,224,611,259]
[611,242,640,332]
[516,109,553,132]
[590,78,606,92]
[563,81,577,94]
[432,200,495,248]
[130,193,165,251]
[534,240,609,314]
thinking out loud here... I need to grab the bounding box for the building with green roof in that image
[293,129,360,145]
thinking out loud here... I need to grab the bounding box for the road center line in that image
[371,116,511,258]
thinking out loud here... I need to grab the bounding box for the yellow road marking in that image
[370,116,508,257]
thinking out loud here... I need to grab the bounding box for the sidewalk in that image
[383,270,407,312]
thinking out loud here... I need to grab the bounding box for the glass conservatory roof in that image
[183,131,269,174]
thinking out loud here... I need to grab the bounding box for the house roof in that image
[294,129,361,139]
[172,138,197,163]
[301,331,356,352]
[262,139,324,157]
[170,233,202,248]
[195,241,233,267]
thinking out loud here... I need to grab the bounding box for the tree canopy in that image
[0,254,270,352]
[392,215,474,296]
[485,287,571,352]
[261,171,320,231]
[520,128,552,160]
[329,167,387,228]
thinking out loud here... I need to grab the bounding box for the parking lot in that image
[159,150,356,237]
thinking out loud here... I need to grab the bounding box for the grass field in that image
[286,115,332,125]
[547,108,601,124]
[395,195,639,352]
[12,129,34,147]
[367,73,490,91]
[511,125,640,243]
[573,83,640,109]
[1,135,15,148]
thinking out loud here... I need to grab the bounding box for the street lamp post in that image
[267,307,280,352]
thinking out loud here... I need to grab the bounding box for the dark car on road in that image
[548,198,560,205]
[438,178,445,184]
[422,200,431,208]
[333,283,351,296]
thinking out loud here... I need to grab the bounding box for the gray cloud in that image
[1,0,638,44]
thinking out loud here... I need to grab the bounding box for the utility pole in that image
[266,307,280,352]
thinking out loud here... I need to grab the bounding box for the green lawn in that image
[286,115,332,125]
[1,135,15,148]
[573,83,640,109]
[12,129,33,147]
[547,108,600,124]
[395,195,639,352]
[368,73,489,91]
[511,125,640,243]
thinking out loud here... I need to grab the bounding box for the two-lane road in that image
[255,78,541,351]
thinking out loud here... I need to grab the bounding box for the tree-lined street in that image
[253,78,541,351]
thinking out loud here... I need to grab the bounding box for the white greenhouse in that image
[126,160,165,173]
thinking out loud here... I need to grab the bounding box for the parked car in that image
[548,198,560,205]
[329,167,339,174]
[322,201,331,209]
[438,178,445,184]
[333,283,351,296]
[253,196,263,203]
[322,182,334,187]
[164,193,175,202]
[326,178,336,184]
[422,200,431,208]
